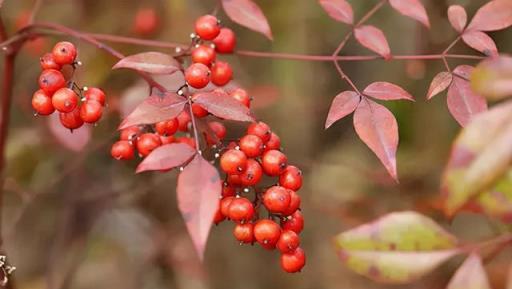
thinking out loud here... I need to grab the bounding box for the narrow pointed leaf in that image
[427,72,453,100]
[363,82,414,101]
[113,52,182,75]
[318,0,353,24]
[447,254,491,289]
[193,90,255,122]
[467,0,512,32]
[136,143,196,173]
[325,91,360,129]
[335,211,459,284]
[448,5,467,33]
[222,0,273,40]
[177,155,222,261]
[354,99,399,181]
[354,25,391,60]
[389,0,430,28]
[462,30,498,56]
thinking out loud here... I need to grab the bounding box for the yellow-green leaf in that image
[472,56,512,101]
[469,170,512,223]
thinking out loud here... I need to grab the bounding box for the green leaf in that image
[447,254,491,289]
[442,100,512,216]
[472,56,512,101]
[334,211,459,284]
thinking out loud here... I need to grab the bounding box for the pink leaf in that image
[389,0,430,28]
[467,0,512,32]
[448,5,467,33]
[193,90,255,122]
[136,143,196,173]
[363,82,414,101]
[113,52,182,75]
[447,65,488,127]
[462,30,498,56]
[427,72,453,100]
[353,99,399,182]
[325,91,360,129]
[177,155,222,261]
[221,0,273,40]
[318,0,353,24]
[48,114,91,152]
[119,92,187,130]
[447,254,491,289]
[354,25,391,60]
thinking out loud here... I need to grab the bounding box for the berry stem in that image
[186,97,201,153]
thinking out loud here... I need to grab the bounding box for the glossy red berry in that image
[228,197,255,223]
[40,53,61,70]
[111,140,135,160]
[177,111,191,132]
[222,183,237,197]
[52,41,77,65]
[279,165,303,191]
[283,190,301,216]
[194,15,220,40]
[265,132,281,151]
[280,247,305,273]
[281,211,304,234]
[240,159,263,186]
[230,88,251,108]
[136,133,162,157]
[220,196,235,217]
[133,8,159,36]
[84,87,106,106]
[52,88,78,113]
[227,174,243,187]
[233,223,254,244]
[263,186,291,214]
[80,100,103,123]
[210,61,232,86]
[214,206,225,225]
[175,137,196,149]
[120,126,141,142]
[32,89,55,115]
[160,135,175,145]
[59,108,83,130]
[276,230,300,253]
[262,149,288,176]
[155,118,178,136]
[191,45,216,66]
[239,134,264,158]
[247,121,271,143]
[185,63,210,89]
[206,121,227,145]
[191,103,208,118]
[38,69,66,95]
[213,27,236,54]
[253,219,281,249]
[220,149,247,175]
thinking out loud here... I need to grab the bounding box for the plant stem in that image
[187,98,201,152]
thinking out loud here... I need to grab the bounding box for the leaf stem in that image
[187,97,201,153]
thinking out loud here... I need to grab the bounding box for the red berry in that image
[59,108,83,130]
[265,132,281,151]
[281,211,304,234]
[52,41,77,65]
[191,103,208,118]
[239,134,264,158]
[240,159,263,186]
[160,135,175,145]
[230,88,251,108]
[38,69,66,95]
[228,197,255,223]
[263,186,291,214]
[220,196,235,217]
[32,89,55,115]
[247,121,271,143]
[279,165,303,191]
[280,247,305,273]
[210,61,232,86]
[222,184,236,198]
[227,174,243,187]
[253,219,281,249]
[185,63,210,89]
[233,223,254,244]
[155,121,168,135]
[40,53,61,70]
[262,149,288,176]
[213,28,236,54]
[176,137,196,149]
[214,205,225,224]
[84,87,106,106]
[80,100,103,123]
[191,45,216,66]
[136,133,162,157]
[206,121,227,145]
[155,118,179,136]
[276,230,300,253]
[283,190,301,216]
[220,149,247,175]
[177,111,191,132]
[120,126,141,142]
[133,8,159,36]
[194,15,220,40]
[111,140,135,160]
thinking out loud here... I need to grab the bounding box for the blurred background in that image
[1,0,512,288]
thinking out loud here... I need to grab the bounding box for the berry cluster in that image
[32,41,106,130]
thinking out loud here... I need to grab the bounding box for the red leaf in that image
[363,82,414,101]
[462,30,498,56]
[221,0,273,40]
[427,72,453,100]
[136,143,196,173]
[119,92,187,130]
[447,65,487,127]
[48,114,91,152]
[325,91,360,129]
[389,0,430,28]
[354,25,391,60]
[467,0,512,32]
[113,52,182,75]
[353,99,399,182]
[448,5,467,33]
[177,155,222,261]
[193,90,255,122]
[318,0,353,24]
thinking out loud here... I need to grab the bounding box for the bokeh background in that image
[1,0,512,288]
